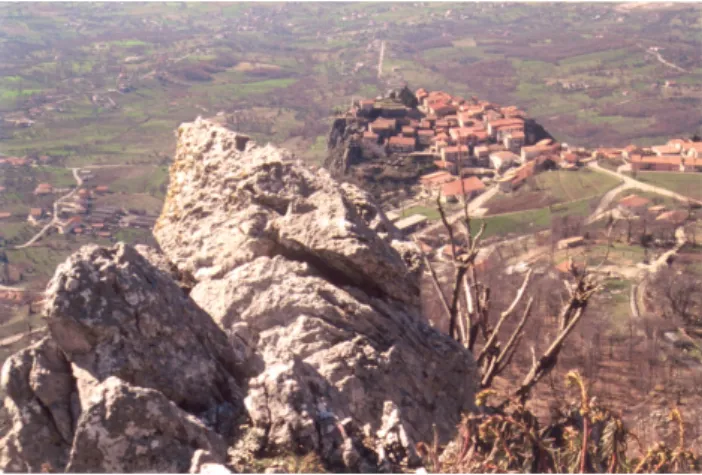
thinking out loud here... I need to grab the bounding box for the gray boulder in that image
[67,377,227,473]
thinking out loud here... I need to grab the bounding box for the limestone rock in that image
[67,377,227,473]
[44,243,247,415]
[154,118,419,305]
[0,337,74,472]
[167,121,476,466]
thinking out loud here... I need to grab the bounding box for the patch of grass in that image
[635,172,702,202]
[475,196,596,239]
[109,166,170,198]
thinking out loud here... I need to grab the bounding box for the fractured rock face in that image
[67,377,227,473]
[0,119,476,473]
[0,337,75,472]
[154,118,419,305]
[160,120,477,466]
[44,243,246,414]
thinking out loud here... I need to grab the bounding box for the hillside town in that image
[346,87,702,235]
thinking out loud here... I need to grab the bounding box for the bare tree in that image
[415,188,601,404]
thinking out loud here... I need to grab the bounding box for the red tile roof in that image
[388,136,416,147]
[618,194,651,209]
[441,177,486,197]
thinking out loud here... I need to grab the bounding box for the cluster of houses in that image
[616,193,690,225]
[352,88,594,204]
[595,138,702,173]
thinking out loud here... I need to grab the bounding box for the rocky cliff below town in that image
[0,119,477,473]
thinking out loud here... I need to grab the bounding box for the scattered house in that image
[57,216,82,235]
[34,183,53,195]
[27,208,45,226]
[0,186,5,192]
[557,236,585,250]
[94,185,110,195]
[0,212,11,220]
[499,161,536,193]
[441,145,470,163]
[617,194,651,212]
[97,231,112,239]
[440,176,486,203]
[561,152,581,167]
[5,157,29,167]
[420,171,455,192]
[521,143,560,163]
[387,136,416,154]
[489,151,519,172]
[656,210,688,225]
[394,214,429,234]
[629,154,682,172]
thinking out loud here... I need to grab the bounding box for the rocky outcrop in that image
[0,119,476,472]
[67,377,227,473]
[156,120,476,464]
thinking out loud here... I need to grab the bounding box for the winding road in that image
[13,168,83,250]
[417,185,500,238]
[585,161,702,224]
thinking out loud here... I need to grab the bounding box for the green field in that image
[533,169,620,202]
[474,196,595,239]
[635,172,702,202]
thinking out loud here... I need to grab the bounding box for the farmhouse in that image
[521,143,560,163]
[629,154,682,172]
[617,194,651,212]
[34,183,53,195]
